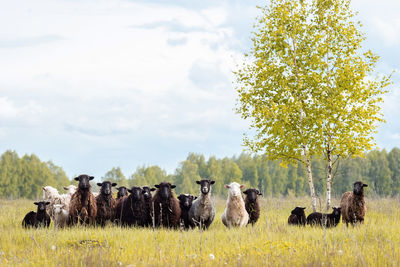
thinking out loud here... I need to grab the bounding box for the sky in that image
[0,0,399,179]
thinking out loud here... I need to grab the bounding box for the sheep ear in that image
[154,184,160,188]
[177,195,182,200]
[301,207,306,210]
[171,185,176,189]
[224,184,230,189]
[74,177,79,181]
[150,188,156,191]
[45,202,51,205]
[363,184,368,187]
[194,196,197,200]
[240,184,245,189]
[257,190,262,195]
[42,187,46,191]
[196,181,201,184]
[116,187,120,190]
[210,180,215,184]
[97,183,103,187]
[112,183,117,187]
[127,189,132,193]
[243,190,248,195]
[34,202,39,205]
[63,186,68,190]
[89,176,94,180]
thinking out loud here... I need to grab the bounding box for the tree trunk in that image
[304,148,317,212]
[326,148,332,212]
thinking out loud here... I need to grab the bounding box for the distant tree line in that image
[0,148,399,199]
[0,150,70,199]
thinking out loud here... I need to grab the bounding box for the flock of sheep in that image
[21,175,367,230]
[21,175,261,229]
[288,181,368,227]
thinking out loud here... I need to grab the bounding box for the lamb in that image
[306,207,341,227]
[188,179,216,230]
[340,181,368,226]
[68,174,97,226]
[115,186,146,226]
[221,182,249,228]
[116,186,129,199]
[95,181,117,226]
[152,182,181,228]
[22,201,51,228]
[288,207,306,226]
[243,188,261,225]
[142,186,156,227]
[53,204,69,228]
[178,194,196,230]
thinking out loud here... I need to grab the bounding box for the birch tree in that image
[235,0,390,212]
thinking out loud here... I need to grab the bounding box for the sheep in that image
[53,204,69,228]
[221,182,249,228]
[178,194,196,230]
[306,207,341,227]
[116,186,129,199]
[22,201,51,228]
[63,185,77,196]
[340,181,368,226]
[243,188,262,225]
[42,186,62,218]
[95,181,117,227]
[115,186,146,226]
[152,182,181,228]
[288,207,306,226]
[142,186,156,227]
[188,179,216,230]
[68,174,97,226]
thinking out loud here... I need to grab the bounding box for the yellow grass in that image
[1,197,400,266]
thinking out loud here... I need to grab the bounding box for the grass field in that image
[1,197,400,266]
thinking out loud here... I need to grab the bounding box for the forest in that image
[0,148,399,199]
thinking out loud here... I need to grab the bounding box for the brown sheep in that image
[95,181,117,226]
[152,182,181,228]
[340,181,368,226]
[68,174,97,226]
[243,188,261,225]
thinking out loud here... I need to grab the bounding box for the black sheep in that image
[177,194,196,229]
[22,201,51,228]
[288,206,306,226]
[115,186,146,226]
[243,188,262,225]
[95,181,117,227]
[142,186,156,227]
[116,186,128,199]
[307,207,341,227]
[152,182,181,228]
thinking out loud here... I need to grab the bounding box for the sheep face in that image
[142,186,156,200]
[224,182,244,197]
[178,194,196,209]
[63,185,77,195]
[97,181,117,196]
[74,174,94,190]
[196,179,215,195]
[353,181,368,196]
[291,207,306,216]
[34,201,50,212]
[53,204,64,215]
[332,207,341,216]
[155,182,176,201]
[128,186,143,201]
[243,188,262,202]
[116,186,128,198]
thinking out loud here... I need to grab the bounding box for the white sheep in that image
[59,185,77,210]
[53,204,69,228]
[221,182,249,228]
[42,186,62,218]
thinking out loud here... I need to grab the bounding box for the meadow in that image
[1,197,400,266]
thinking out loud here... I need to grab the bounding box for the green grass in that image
[1,197,400,266]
